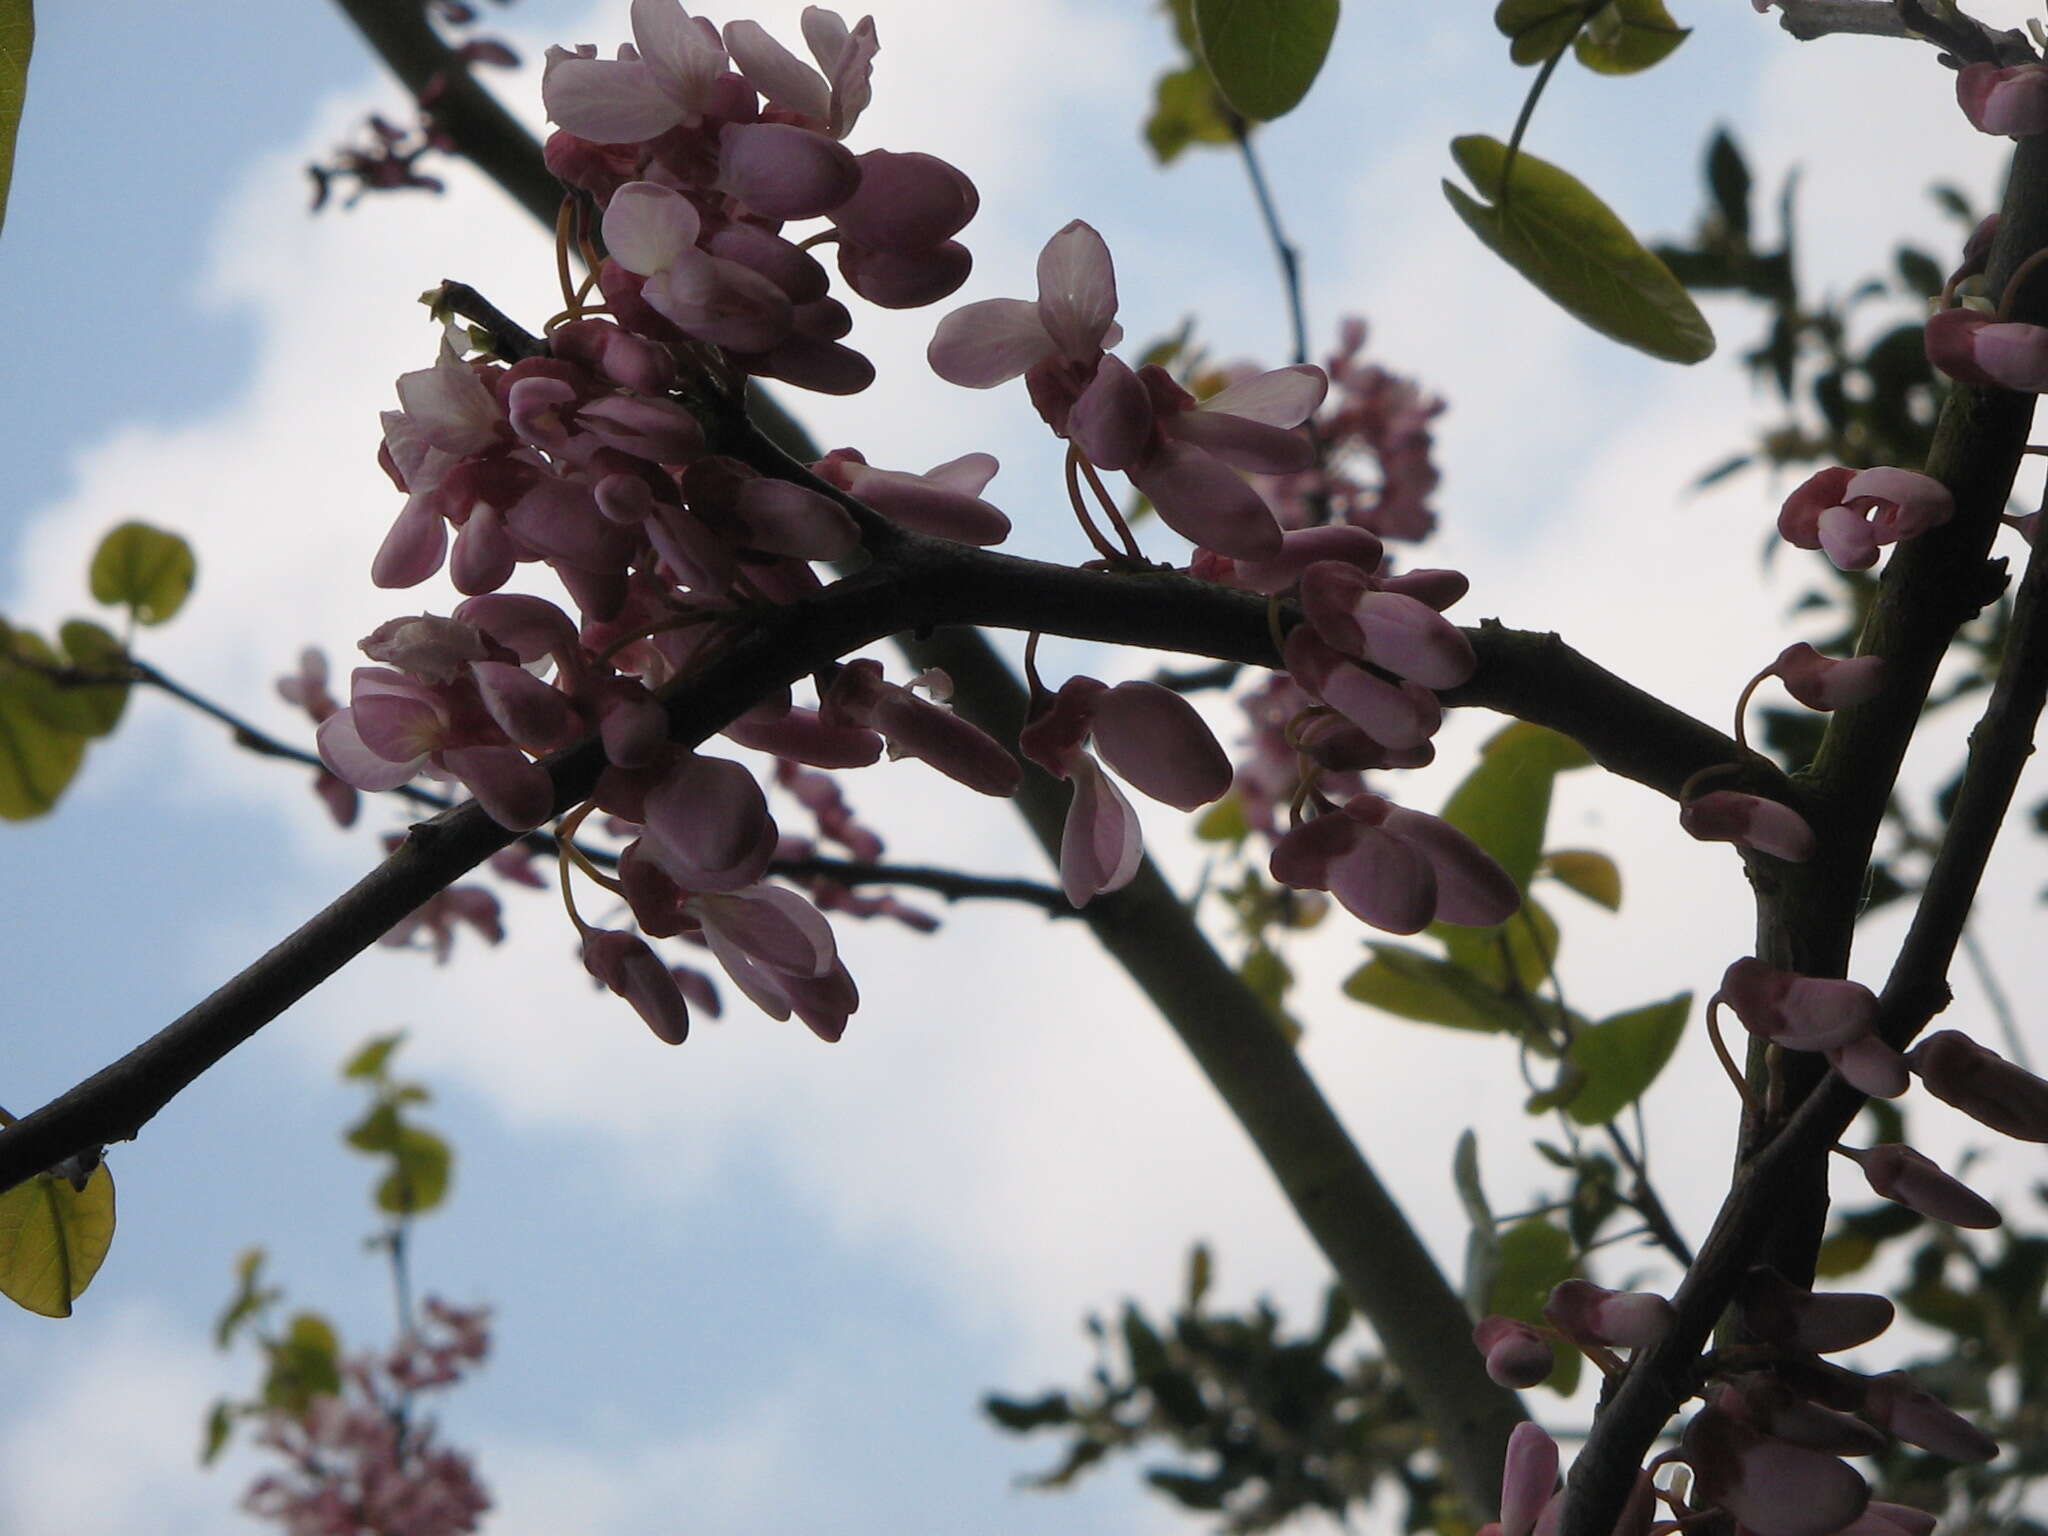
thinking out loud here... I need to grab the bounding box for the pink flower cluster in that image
[243,1299,492,1536]
[1474,1268,1991,1536]
[544,1,978,392]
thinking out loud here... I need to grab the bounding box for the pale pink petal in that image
[927,298,1058,387]
[644,753,776,889]
[1034,220,1119,363]
[718,122,859,220]
[440,744,555,831]
[1165,408,1316,475]
[1327,823,1436,933]
[632,0,728,115]
[1061,754,1143,906]
[1128,439,1282,560]
[1380,805,1519,926]
[372,496,450,589]
[696,884,837,978]
[723,18,831,121]
[1829,1034,1909,1098]
[1067,353,1155,471]
[1501,1423,1558,1536]
[1356,591,1476,689]
[1817,503,1879,571]
[601,181,705,276]
[1198,364,1329,426]
[317,710,428,790]
[542,52,684,142]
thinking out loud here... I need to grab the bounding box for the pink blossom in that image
[1777,466,1954,571]
[811,447,1010,544]
[1682,1406,1870,1536]
[583,928,692,1043]
[1957,61,2048,137]
[1926,306,2048,392]
[1680,790,1815,861]
[1862,1371,2000,1463]
[1733,1267,1894,1355]
[1844,1144,2001,1229]
[1717,958,1877,1053]
[1909,1028,2048,1141]
[541,3,729,144]
[1269,793,1518,934]
[1543,1279,1674,1350]
[1769,642,1884,711]
[1472,1315,1554,1389]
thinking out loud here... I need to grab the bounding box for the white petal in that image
[633,0,728,115]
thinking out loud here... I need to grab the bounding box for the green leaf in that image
[345,1100,401,1154]
[199,1398,234,1466]
[52,620,130,737]
[1563,992,1690,1124]
[0,0,29,237]
[214,1246,276,1348]
[0,1163,115,1317]
[1444,134,1715,364]
[1437,721,1593,896]
[376,1125,451,1215]
[1343,944,1527,1032]
[1145,62,1237,164]
[983,1390,1074,1431]
[1185,1241,1212,1311]
[342,1031,406,1083]
[1494,0,1584,65]
[1239,943,1302,1041]
[1433,897,1560,993]
[1194,790,1248,844]
[0,662,85,818]
[1192,0,1338,121]
[1573,0,1688,74]
[1487,1216,1579,1394]
[262,1311,341,1412]
[1542,849,1621,910]
[1454,1131,1502,1316]
[89,521,196,626]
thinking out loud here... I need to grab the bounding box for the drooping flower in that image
[1269,792,1518,935]
[1768,642,1884,711]
[1926,305,2048,393]
[1777,466,1954,572]
[1680,791,1816,862]
[1957,60,2048,137]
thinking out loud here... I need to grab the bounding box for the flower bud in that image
[1473,1316,1553,1389]
[1909,1028,2048,1142]
[1844,1144,2000,1230]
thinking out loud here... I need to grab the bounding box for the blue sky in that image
[2,3,2045,1533]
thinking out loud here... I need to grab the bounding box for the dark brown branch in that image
[1562,130,2048,1536]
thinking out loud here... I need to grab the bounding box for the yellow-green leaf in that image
[1495,0,1584,64]
[1437,721,1592,897]
[0,662,85,819]
[0,1163,115,1317]
[200,1398,235,1466]
[1343,943,1526,1032]
[263,1311,341,1412]
[1563,992,1690,1124]
[1574,0,1688,74]
[0,0,29,237]
[1145,61,1237,164]
[89,521,196,626]
[1193,0,1338,121]
[1432,896,1561,993]
[1194,790,1249,844]
[1542,849,1621,910]
[1444,134,1714,364]
[52,620,130,737]
[376,1125,451,1215]
[342,1031,406,1082]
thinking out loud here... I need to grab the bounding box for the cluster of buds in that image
[1474,1270,1993,1536]
[544,1,978,391]
[242,1299,493,1536]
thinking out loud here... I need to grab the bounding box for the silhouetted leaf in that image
[1707,129,1750,242]
[1193,0,1339,120]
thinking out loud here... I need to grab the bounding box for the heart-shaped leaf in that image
[1193,0,1339,121]
[0,1162,116,1317]
[1574,0,1688,74]
[1445,134,1714,363]
[90,521,196,626]
[1563,992,1690,1124]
